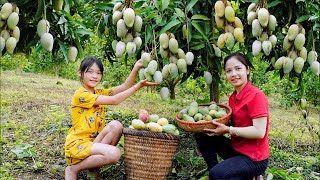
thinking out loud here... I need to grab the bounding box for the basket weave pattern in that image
[176,103,232,133]
[123,128,180,180]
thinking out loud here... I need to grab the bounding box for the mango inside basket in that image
[175,103,232,133]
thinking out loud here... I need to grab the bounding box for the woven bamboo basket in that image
[176,103,232,133]
[123,128,180,180]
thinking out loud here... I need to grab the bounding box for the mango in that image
[214,110,227,118]
[147,122,163,132]
[116,19,127,38]
[283,35,292,51]
[310,61,319,75]
[159,33,169,49]
[162,65,169,79]
[112,40,118,52]
[5,37,16,54]
[169,55,178,64]
[217,34,225,49]
[162,124,177,134]
[288,50,298,60]
[299,47,307,61]
[68,46,78,63]
[178,108,188,119]
[123,8,135,28]
[252,40,262,56]
[144,70,153,81]
[113,2,123,13]
[132,119,146,130]
[307,51,317,64]
[208,110,217,117]
[268,35,277,48]
[214,1,225,17]
[1,30,10,40]
[194,113,203,121]
[0,37,5,54]
[126,42,136,57]
[262,40,272,56]
[247,11,257,25]
[234,28,244,43]
[160,46,168,58]
[182,24,188,39]
[182,114,195,122]
[283,57,294,74]
[115,41,125,57]
[53,0,64,11]
[148,114,159,123]
[133,36,142,50]
[7,12,19,30]
[141,52,151,67]
[212,44,222,57]
[234,17,243,29]
[146,60,158,75]
[208,103,218,111]
[259,32,268,42]
[257,8,269,27]
[157,118,169,126]
[139,109,149,122]
[174,129,180,135]
[293,57,304,74]
[177,59,187,73]
[112,11,122,25]
[0,19,5,28]
[215,14,224,29]
[247,3,256,14]
[268,15,277,31]
[224,32,235,49]
[178,49,186,60]
[133,15,143,32]
[198,107,208,115]
[190,101,198,107]
[294,33,305,51]
[37,19,50,37]
[153,71,163,83]
[274,56,285,70]
[204,71,213,85]
[160,87,169,100]
[288,24,299,41]
[252,19,262,37]
[138,68,145,80]
[225,6,235,22]
[169,38,179,54]
[169,63,179,78]
[1,3,13,20]
[185,52,194,65]
[224,24,234,33]
[203,114,213,121]
[11,26,20,42]
[188,106,198,117]
[40,33,54,52]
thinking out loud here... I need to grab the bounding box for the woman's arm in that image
[95,80,157,105]
[113,60,143,95]
[204,117,267,139]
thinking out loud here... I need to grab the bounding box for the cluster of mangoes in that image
[274,24,319,75]
[36,19,54,52]
[214,0,244,50]
[247,3,277,56]
[129,109,180,135]
[177,102,227,122]
[0,3,20,55]
[138,52,163,84]
[112,2,143,58]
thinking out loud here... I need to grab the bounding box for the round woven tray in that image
[176,103,232,133]
[123,128,180,180]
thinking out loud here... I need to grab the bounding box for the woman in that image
[65,57,157,179]
[195,52,269,180]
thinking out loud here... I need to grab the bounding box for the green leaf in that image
[191,22,208,42]
[267,0,282,8]
[190,42,205,50]
[296,15,310,23]
[74,29,94,36]
[191,14,210,21]
[159,19,181,34]
[309,15,319,21]
[75,39,84,60]
[296,0,305,3]
[174,8,185,19]
[57,39,69,63]
[146,25,152,44]
[162,0,170,11]
[185,0,199,13]
[95,2,113,11]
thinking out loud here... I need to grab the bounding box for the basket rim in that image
[175,103,232,125]
[123,127,181,141]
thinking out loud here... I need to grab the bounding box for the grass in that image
[0,70,319,180]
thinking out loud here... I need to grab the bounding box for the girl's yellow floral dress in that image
[65,86,114,165]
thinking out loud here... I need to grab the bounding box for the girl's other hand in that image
[139,79,158,87]
[134,59,144,69]
[204,120,229,136]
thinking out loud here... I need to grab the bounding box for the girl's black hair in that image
[223,52,249,70]
[79,57,104,81]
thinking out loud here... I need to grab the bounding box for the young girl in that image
[64,57,157,179]
[195,53,269,179]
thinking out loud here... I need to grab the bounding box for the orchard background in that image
[0,0,319,179]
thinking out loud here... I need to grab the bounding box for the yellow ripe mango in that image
[123,8,135,28]
[214,1,225,17]
[294,33,305,51]
[299,47,307,61]
[68,46,78,63]
[257,8,269,27]
[234,17,243,29]
[1,3,13,20]
[112,11,122,25]
[159,33,169,49]
[5,37,17,54]
[283,57,294,74]
[225,6,235,22]
[169,38,179,54]
[215,14,225,29]
[234,28,244,43]
[288,24,299,41]
[7,12,19,30]
[293,57,304,74]
[274,56,286,70]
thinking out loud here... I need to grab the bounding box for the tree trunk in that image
[210,78,219,103]
[170,85,175,99]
